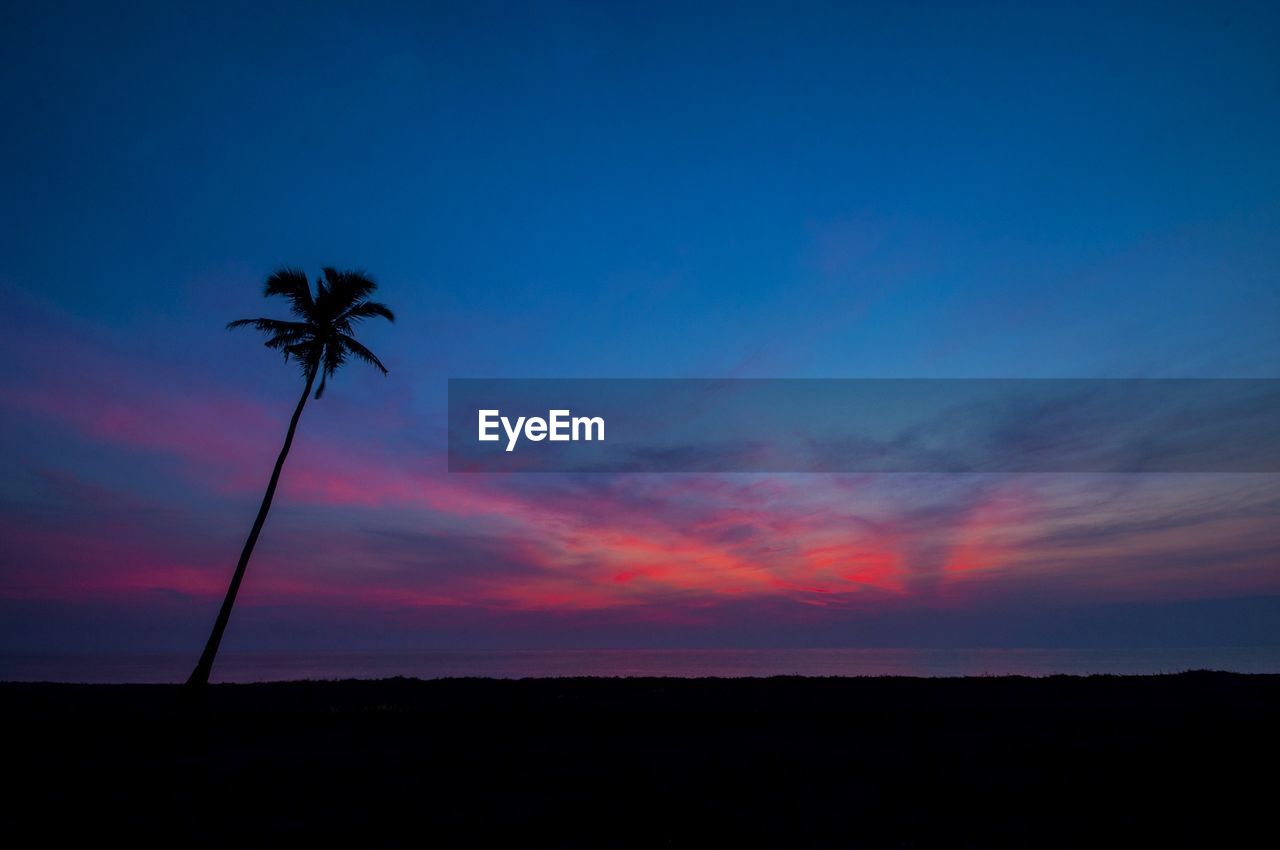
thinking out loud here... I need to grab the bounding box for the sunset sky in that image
[2,1,1278,652]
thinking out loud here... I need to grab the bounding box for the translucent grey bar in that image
[447,379,1280,473]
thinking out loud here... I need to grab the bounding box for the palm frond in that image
[263,268,315,319]
[227,317,310,334]
[323,339,348,375]
[264,329,312,350]
[321,268,378,317]
[313,274,330,312]
[283,340,322,366]
[338,334,389,374]
[337,299,396,325]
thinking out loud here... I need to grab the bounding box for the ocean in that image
[2,646,1279,683]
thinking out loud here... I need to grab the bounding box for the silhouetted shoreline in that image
[9,645,1280,682]
[4,672,1275,846]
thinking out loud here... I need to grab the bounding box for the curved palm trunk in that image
[186,370,316,687]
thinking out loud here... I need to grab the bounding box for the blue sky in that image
[1,1,1277,653]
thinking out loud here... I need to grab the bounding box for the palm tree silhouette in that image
[186,267,394,686]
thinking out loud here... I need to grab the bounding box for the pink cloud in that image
[3,302,1280,632]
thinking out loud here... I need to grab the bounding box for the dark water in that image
[2,647,1279,683]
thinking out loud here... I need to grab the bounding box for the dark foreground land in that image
[3,673,1277,847]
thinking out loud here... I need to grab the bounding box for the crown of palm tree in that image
[228,267,395,398]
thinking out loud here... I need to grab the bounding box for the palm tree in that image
[186,267,394,686]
